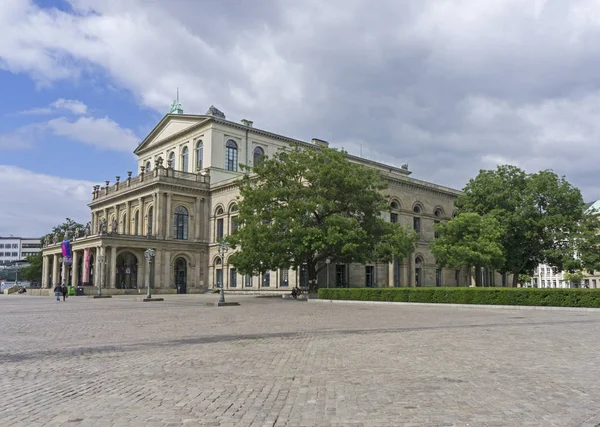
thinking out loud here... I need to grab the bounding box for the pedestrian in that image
[61,284,68,301]
[53,285,61,302]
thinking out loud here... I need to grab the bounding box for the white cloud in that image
[0,165,94,237]
[0,123,45,150]
[19,98,88,115]
[47,116,139,152]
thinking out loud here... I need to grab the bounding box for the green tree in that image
[227,145,418,290]
[43,218,85,243]
[571,213,600,274]
[20,253,42,281]
[430,213,504,286]
[456,165,584,286]
[564,270,584,288]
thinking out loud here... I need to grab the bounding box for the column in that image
[42,255,49,287]
[165,193,172,239]
[72,250,80,286]
[137,197,143,236]
[152,193,158,236]
[163,250,171,290]
[156,191,163,238]
[109,246,118,288]
[125,201,131,235]
[154,249,163,290]
[52,254,59,286]
[194,197,202,241]
[61,255,68,286]
[203,198,210,241]
[99,246,106,290]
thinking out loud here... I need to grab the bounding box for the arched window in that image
[196,140,203,171]
[145,161,151,172]
[390,200,400,224]
[147,207,153,236]
[225,140,238,172]
[413,205,421,232]
[253,146,265,167]
[390,201,399,210]
[169,151,175,169]
[134,210,139,236]
[173,206,189,240]
[434,208,443,218]
[413,205,421,214]
[181,146,189,172]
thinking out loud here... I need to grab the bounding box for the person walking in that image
[53,285,61,302]
[61,284,68,302]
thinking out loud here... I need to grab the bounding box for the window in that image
[244,274,252,287]
[390,201,399,210]
[12,244,18,248]
[436,268,442,287]
[148,207,153,235]
[0,252,3,256]
[434,220,440,238]
[413,205,421,214]
[365,266,374,287]
[216,269,223,288]
[169,151,175,169]
[12,252,18,257]
[196,140,203,170]
[230,267,237,288]
[145,161,151,172]
[225,139,238,171]
[280,268,289,287]
[253,146,265,167]
[173,206,189,240]
[231,215,238,233]
[415,256,423,287]
[336,264,346,287]
[390,213,398,224]
[262,270,270,287]
[0,244,3,248]
[134,211,139,235]
[217,218,224,239]
[181,146,189,172]
[413,217,421,232]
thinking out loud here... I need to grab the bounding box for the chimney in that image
[311,138,329,148]
[241,119,253,128]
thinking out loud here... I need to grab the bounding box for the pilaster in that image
[166,193,172,239]
[42,255,49,287]
[109,246,117,288]
[71,250,79,286]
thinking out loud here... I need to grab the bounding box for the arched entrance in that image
[174,257,187,293]
[116,252,138,289]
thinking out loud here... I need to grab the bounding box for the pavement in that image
[1,294,600,427]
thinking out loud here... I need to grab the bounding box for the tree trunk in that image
[511,272,519,287]
[475,266,482,287]
[307,262,317,293]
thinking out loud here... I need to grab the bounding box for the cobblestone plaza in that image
[1,295,599,427]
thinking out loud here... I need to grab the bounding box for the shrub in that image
[317,287,600,308]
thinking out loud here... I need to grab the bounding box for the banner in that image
[83,248,91,283]
[61,240,72,259]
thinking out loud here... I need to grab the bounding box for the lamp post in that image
[144,249,155,299]
[97,255,104,296]
[217,242,230,303]
[326,258,331,288]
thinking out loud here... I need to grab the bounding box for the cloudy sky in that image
[1,0,600,236]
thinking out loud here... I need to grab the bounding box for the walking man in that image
[61,284,67,301]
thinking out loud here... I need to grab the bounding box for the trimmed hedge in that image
[317,287,600,308]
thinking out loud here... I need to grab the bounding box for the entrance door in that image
[175,258,187,294]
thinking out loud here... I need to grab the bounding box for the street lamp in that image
[144,249,155,299]
[326,258,331,288]
[217,242,230,303]
[97,255,104,296]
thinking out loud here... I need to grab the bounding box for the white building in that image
[0,237,42,266]
[530,264,570,288]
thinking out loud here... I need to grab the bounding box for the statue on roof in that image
[168,88,184,114]
[206,105,226,119]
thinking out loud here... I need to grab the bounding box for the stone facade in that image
[41,105,500,294]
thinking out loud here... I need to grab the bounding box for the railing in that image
[91,167,209,202]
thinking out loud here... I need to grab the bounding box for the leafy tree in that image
[456,165,584,286]
[430,213,504,286]
[518,273,532,286]
[227,145,418,290]
[571,212,600,274]
[564,270,584,288]
[43,218,85,243]
[20,253,42,281]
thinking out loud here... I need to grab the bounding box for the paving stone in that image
[0,295,599,426]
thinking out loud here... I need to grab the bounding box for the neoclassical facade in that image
[41,103,477,294]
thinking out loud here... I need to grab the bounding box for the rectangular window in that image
[262,271,270,287]
[12,244,18,248]
[11,252,17,257]
[231,215,238,233]
[335,264,346,287]
[434,220,440,238]
[390,213,398,224]
[413,217,421,233]
[365,266,374,287]
[230,268,237,288]
[279,268,289,287]
[244,274,252,288]
[0,244,4,248]
[216,218,224,240]
[436,268,442,287]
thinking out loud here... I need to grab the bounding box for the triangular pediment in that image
[134,114,210,154]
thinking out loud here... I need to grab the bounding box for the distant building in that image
[0,237,42,266]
